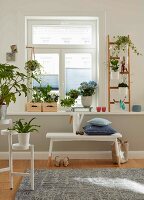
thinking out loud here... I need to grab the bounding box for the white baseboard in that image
[0,151,144,160]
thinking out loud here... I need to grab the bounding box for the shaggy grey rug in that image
[15,168,144,200]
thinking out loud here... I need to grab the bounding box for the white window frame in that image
[26,17,99,106]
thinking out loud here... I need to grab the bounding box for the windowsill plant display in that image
[0,63,35,119]
[40,85,59,112]
[78,81,97,107]
[26,87,42,112]
[11,117,40,147]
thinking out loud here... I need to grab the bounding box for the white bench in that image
[46,132,122,166]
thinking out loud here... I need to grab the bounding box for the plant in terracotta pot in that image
[78,81,97,107]
[0,63,34,119]
[11,117,40,146]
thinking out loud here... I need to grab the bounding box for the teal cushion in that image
[87,118,111,126]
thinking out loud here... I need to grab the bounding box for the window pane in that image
[65,53,92,68]
[65,53,92,93]
[33,53,59,90]
[65,68,91,93]
[32,25,92,45]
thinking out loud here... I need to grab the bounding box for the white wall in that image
[0,0,144,112]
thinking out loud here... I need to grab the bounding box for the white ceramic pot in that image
[81,96,92,107]
[0,105,7,120]
[110,71,119,80]
[18,132,30,146]
[118,87,128,99]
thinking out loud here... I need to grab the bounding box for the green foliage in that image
[32,87,43,103]
[110,59,119,72]
[60,97,75,107]
[0,63,33,106]
[25,60,42,71]
[78,81,97,96]
[112,36,142,56]
[66,89,79,99]
[11,117,40,133]
[118,82,128,87]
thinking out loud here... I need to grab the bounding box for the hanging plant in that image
[25,60,42,72]
[112,36,142,56]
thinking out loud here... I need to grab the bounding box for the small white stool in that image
[10,143,34,190]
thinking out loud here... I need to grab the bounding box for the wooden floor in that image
[0,159,144,200]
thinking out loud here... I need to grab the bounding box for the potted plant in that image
[112,35,142,56]
[11,118,40,146]
[78,81,97,107]
[66,89,79,100]
[0,63,34,119]
[110,59,119,79]
[60,97,75,111]
[40,85,59,112]
[26,87,42,112]
[25,60,42,72]
[118,82,128,98]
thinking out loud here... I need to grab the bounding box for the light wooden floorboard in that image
[0,159,144,200]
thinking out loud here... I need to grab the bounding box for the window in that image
[27,17,98,104]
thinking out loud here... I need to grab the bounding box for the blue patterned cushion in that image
[87,118,111,126]
[83,124,117,135]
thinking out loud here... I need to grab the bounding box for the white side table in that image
[0,119,13,189]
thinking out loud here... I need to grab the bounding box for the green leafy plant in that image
[0,63,36,106]
[25,60,42,72]
[78,81,97,96]
[60,97,75,107]
[32,87,43,103]
[110,59,119,72]
[112,36,142,56]
[11,117,40,133]
[118,82,128,87]
[66,89,79,100]
[40,85,59,103]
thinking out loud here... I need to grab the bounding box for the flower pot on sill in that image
[42,102,57,112]
[18,132,30,147]
[81,96,92,107]
[110,71,119,80]
[26,102,42,112]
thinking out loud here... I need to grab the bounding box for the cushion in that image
[83,124,117,135]
[87,118,111,126]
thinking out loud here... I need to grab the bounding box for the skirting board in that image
[0,151,144,160]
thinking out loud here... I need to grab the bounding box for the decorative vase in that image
[0,104,7,120]
[18,132,30,146]
[118,87,128,99]
[110,71,119,80]
[81,96,92,107]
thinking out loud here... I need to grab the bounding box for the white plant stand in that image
[46,113,122,166]
[0,121,34,190]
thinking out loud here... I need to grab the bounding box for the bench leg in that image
[115,139,121,166]
[48,139,53,167]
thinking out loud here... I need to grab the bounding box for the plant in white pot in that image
[12,118,40,147]
[60,97,75,112]
[110,59,119,80]
[118,82,128,99]
[78,81,97,107]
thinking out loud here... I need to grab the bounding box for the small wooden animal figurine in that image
[121,56,127,72]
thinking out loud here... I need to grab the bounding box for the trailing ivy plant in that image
[112,36,142,56]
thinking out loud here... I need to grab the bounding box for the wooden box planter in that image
[26,102,42,112]
[42,102,57,112]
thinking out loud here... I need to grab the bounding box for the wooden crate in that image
[26,103,42,112]
[42,102,57,112]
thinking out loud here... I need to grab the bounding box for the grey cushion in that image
[87,118,111,126]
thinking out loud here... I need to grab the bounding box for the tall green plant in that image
[0,63,35,106]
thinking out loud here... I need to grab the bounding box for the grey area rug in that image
[15,168,144,200]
